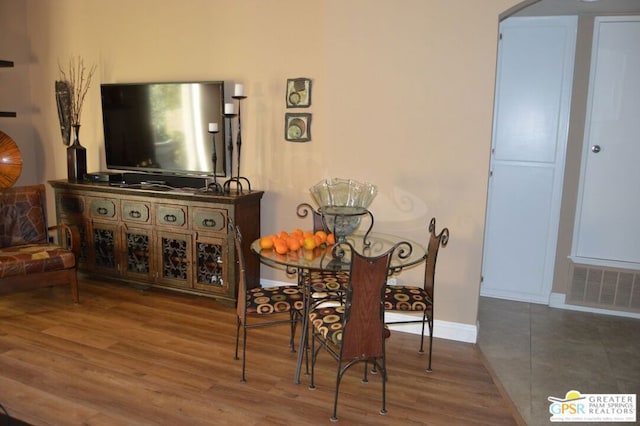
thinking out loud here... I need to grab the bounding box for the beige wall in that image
[1,0,522,331]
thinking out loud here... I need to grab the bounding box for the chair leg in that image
[69,269,80,303]
[331,365,345,422]
[241,324,248,383]
[380,358,388,415]
[426,317,434,373]
[418,310,427,354]
[308,334,317,390]
[234,317,241,360]
[289,310,299,352]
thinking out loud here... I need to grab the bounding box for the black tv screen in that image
[100,81,226,176]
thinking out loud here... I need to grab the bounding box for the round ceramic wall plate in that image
[0,130,23,188]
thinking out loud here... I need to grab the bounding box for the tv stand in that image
[49,179,263,304]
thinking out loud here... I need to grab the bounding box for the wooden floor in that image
[0,278,521,425]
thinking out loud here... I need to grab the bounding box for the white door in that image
[481,16,577,304]
[573,16,640,266]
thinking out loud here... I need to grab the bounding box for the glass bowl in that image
[309,178,377,241]
[309,178,377,209]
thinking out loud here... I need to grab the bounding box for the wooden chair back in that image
[230,222,247,322]
[340,246,393,361]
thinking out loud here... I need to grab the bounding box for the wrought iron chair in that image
[231,222,304,383]
[383,217,449,372]
[308,241,410,421]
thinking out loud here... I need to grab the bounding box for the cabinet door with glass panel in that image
[87,196,120,274]
[191,206,229,295]
[193,235,228,295]
[121,224,154,282]
[156,231,192,289]
[119,200,153,281]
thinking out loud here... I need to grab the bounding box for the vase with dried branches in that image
[56,57,96,181]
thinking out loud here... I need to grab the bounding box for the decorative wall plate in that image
[0,130,23,188]
[286,78,312,108]
[285,113,311,142]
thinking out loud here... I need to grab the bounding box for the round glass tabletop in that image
[251,231,426,272]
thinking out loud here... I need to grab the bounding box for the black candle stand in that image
[206,128,223,192]
[223,94,252,194]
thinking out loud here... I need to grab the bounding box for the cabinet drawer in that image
[122,201,150,223]
[156,204,187,228]
[58,193,85,216]
[89,198,118,220]
[192,208,227,233]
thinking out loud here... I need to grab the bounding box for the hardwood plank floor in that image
[0,278,521,425]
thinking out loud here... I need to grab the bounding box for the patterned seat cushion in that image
[384,285,433,311]
[310,306,391,346]
[0,244,76,279]
[245,285,304,314]
[307,270,349,293]
[309,305,345,346]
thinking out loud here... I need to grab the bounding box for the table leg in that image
[294,269,311,384]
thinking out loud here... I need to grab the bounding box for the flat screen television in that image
[100,81,226,176]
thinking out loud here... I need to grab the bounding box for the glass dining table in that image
[250,231,427,384]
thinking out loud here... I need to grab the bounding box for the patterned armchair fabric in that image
[0,185,48,248]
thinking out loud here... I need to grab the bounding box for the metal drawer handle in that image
[164,214,177,223]
[97,207,108,215]
[129,210,142,219]
[202,218,216,227]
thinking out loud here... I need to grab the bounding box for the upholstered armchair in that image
[0,184,80,302]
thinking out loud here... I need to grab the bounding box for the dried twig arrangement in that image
[58,57,96,126]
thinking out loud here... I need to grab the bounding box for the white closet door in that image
[573,17,640,266]
[481,16,577,303]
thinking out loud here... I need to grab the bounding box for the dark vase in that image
[67,124,87,181]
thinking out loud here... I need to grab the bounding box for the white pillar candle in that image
[234,83,244,97]
[208,122,218,132]
[224,103,235,114]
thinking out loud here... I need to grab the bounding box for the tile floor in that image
[477,297,640,426]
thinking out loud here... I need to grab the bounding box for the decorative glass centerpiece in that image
[310,178,377,243]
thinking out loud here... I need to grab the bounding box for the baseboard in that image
[549,292,640,320]
[261,278,478,344]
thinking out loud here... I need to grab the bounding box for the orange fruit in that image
[313,234,323,246]
[303,236,317,250]
[314,230,328,244]
[303,231,314,239]
[278,230,289,240]
[274,239,288,255]
[287,236,301,251]
[326,233,336,245]
[259,236,274,249]
[314,230,327,242]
